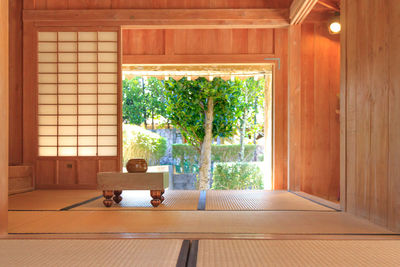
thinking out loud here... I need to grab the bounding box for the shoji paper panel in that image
[38,31,118,157]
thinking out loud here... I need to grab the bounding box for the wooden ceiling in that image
[24,0,341,12]
[25,0,294,10]
[307,0,340,22]
[315,0,340,12]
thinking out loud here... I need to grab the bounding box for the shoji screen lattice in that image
[38,31,118,157]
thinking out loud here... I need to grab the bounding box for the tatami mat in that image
[206,190,334,211]
[8,210,391,234]
[8,190,101,211]
[0,239,182,266]
[73,190,199,211]
[197,240,400,267]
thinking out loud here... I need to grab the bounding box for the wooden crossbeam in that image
[290,0,319,24]
[23,9,289,29]
[317,0,340,12]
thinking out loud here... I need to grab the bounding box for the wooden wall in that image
[288,22,340,202]
[300,23,340,202]
[124,29,275,56]
[1,0,9,235]
[10,1,291,190]
[9,165,34,195]
[123,28,289,190]
[341,0,400,232]
[9,0,23,165]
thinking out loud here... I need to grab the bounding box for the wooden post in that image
[0,0,9,235]
[287,25,302,192]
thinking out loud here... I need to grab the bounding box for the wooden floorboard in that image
[8,210,391,235]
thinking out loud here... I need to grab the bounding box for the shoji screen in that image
[37,31,118,157]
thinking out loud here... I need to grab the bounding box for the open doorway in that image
[122,64,273,191]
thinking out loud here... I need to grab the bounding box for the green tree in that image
[146,77,167,130]
[122,77,146,125]
[123,77,168,130]
[164,77,242,189]
[233,77,265,161]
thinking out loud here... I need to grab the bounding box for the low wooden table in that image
[97,172,169,207]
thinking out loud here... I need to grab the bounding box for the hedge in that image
[172,144,259,173]
[212,162,264,190]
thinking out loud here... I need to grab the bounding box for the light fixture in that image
[328,13,341,34]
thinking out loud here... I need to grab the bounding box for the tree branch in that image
[175,121,201,148]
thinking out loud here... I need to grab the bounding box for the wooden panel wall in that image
[122,29,276,57]
[300,23,340,202]
[288,22,340,201]
[35,158,119,189]
[9,0,23,165]
[342,0,400,232]
[9,165,34,195]
[173,29,274,55]
[0,0,9,235]
[23,0,293,9]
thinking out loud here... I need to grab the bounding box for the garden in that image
[123,75,267,190]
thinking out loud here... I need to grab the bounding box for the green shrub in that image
[212,162,264,190]
[172,144,259,173]
[211,144,258,162]
[172,144,200,173]
[123,124,167,166]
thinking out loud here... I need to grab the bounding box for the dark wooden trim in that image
[176,240,190,267]
[187,240,199,267]
[59,195,102,211]
[197,191,206,211]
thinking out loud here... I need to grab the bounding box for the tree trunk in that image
[239,112,247,162]
[253,96,258,161]
[151,112,155,131]
[239,91,248,162]
[198,97,214,190]
[142,78,147,129]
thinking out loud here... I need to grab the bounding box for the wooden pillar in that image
[0,0,9,235]
[287,25,301,191]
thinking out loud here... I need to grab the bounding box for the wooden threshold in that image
[3,233,400,240]
[290,191,341,211]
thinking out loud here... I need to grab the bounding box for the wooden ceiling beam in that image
[290,0,319,24]
[23,9,289,28]
[317,0,340,12]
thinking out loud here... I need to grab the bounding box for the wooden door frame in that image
[120,62,276,190]
[0,0,9,236]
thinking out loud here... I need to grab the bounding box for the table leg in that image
[103,190,113,207]
[150,190,162,207]
[160,189,165,203]
[113,190,123,204]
